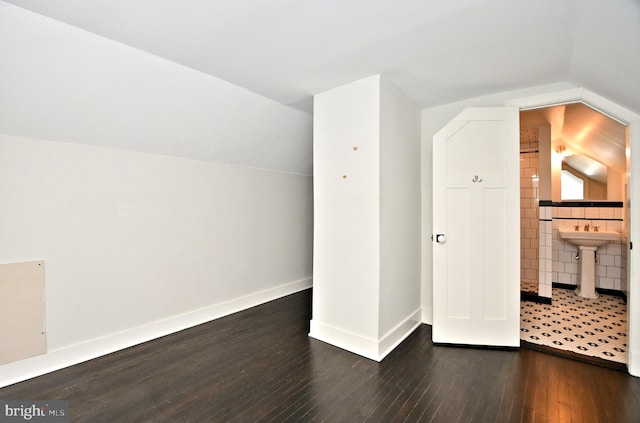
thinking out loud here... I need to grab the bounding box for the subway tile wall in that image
[539,206,552,298]
[550,206,626,291]
[520,148,539,288]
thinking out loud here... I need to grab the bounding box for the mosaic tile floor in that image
[520,287,628,364]
[520,280,538,293]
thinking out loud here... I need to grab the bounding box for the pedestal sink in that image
[559,229,621,299]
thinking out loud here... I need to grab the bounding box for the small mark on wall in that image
[353,147,359,152]
[342,175,347,179]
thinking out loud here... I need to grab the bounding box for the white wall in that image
[379,79,421,339]
[311,75,420,360]
[0,135,312,386]
[0,2,314,387]
[311,75,381,343]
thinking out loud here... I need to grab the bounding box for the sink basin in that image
[559,230,621,247]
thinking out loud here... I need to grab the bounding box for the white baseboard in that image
[0,277,312,388]
[309,320,380,361]
[378,309,422,360]
[309,308,421,362]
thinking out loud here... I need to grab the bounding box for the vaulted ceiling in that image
[4,0,640,114]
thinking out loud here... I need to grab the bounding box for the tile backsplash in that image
[542,204,627,294]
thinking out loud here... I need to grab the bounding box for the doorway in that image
[519,103,628,298]
[508,89,637,372]
[427,88,639,375]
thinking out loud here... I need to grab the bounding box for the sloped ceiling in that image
[4,0,640,114]
[0,2,314,174]
[521,103,627,183]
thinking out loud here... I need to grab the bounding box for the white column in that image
[310,75,421,361]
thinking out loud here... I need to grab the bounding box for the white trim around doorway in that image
[507,87,640,377]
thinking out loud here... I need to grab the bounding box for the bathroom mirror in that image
[522,102,627,202]
[561,155,609,200]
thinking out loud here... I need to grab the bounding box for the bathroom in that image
[519,102,629,364]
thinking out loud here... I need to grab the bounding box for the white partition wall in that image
[310,75,421,361]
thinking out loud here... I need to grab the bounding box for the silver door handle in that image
[436,234,446,243]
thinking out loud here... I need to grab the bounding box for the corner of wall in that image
[309,307,421,362]
[421,305,433,325]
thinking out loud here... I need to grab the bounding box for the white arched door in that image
[432,107,520,346]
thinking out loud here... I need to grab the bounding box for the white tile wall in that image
[621,236,629,294]
[550,206,626,291]
[538,205,553,298]
[520,150,539,286]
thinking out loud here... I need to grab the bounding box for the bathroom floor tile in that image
[520,287,627,364]
[520,280,538,293]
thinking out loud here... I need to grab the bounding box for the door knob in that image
[436,234,446,243]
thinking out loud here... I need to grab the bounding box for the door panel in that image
[433,107,519,347]
[446,188,470,319]
[483,188,507,320]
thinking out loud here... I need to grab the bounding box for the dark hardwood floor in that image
[2,289,640,422]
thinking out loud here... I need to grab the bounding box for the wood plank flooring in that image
[1,289,640,422]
